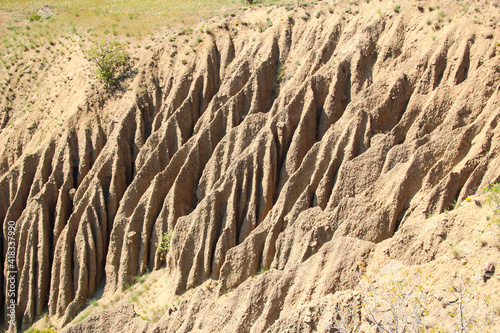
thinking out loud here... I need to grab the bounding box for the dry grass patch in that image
[0,0,291,39]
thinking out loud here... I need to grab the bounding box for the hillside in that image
[1,0,500,332]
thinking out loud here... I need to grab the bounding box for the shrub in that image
[156,231,172,260]
[444,275,493,332]
[329,270,495,332]
[29,14,42,22]
[358,272,429,332]
[327,303,358,333]
[84,39,130,87]
[484,183,500,224]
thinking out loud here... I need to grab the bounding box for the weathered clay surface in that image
[1,0,499,331]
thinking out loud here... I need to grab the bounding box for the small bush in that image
[329,270,495,332]
[393,4,401,13]
[443,275,493,332]
[360,273,429,332]
[156,231,172,260]
[256,21,267,32]
[84,39,130,87]
[484,183,500,224]
[29,14,42,22]
[450,244,461,259]
[178,27,192,36]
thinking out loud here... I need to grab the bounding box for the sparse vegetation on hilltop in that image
[0,0,290,39]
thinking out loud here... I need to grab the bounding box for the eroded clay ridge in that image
[1,5,500,330]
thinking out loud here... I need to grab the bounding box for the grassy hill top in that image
[0,0,288,38]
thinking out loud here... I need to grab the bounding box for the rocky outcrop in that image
[1,1,499,331]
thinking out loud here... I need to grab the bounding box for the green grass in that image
[257,267,269,275]
[450,244,461,259]
[74,310,92,324]
[87,298,98,307]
